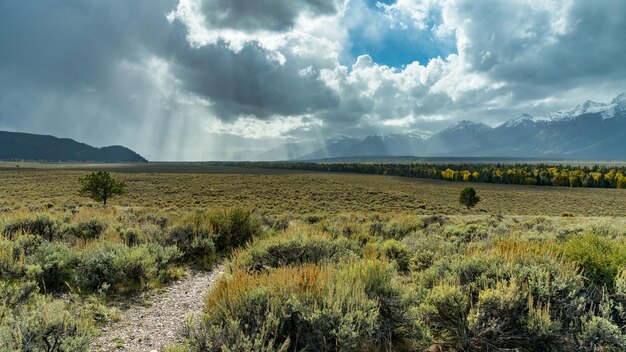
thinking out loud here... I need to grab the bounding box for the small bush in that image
[167,224,216,268]
[419,282,470,350]
[0,282,92,351]
[0,234,42,280]
[561,234,625,288]
[230,233,359,273]
[339,259,415,345]
[76,242,180,294]
[76,243,124,292]
[2,214,62,241]
[207,208,261,252]
[30,241,78,292]
[305,215,322,224]
[116,226,142,246]
[443,224,488,243]
[64,218,107,240]
[260,214,289,231]
[369,240,411,272]
[421,215,447,228]
[578,316,626,352]
[189,265,380,352]
[381,216,422,239]
[468,280,561,350]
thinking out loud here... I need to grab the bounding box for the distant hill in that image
[255,93,626,161]
[0,131,147,162]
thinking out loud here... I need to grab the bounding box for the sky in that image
[1,0,625,161]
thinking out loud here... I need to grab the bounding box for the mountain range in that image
[253,93,626,161]
[0,131,147,162]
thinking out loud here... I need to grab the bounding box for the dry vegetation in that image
[1,163,626,351]
[1,163,625,216]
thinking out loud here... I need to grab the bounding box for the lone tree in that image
[79,171,126,205]
[459,187,480,210]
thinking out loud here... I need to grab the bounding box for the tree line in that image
[215,162,626,189]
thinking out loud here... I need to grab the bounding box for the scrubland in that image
[1,164,626,351]
[1,165,626,216]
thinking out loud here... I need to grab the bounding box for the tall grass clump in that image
[185,265,380,352]
[167,207,261,268]
[182,260,413,352]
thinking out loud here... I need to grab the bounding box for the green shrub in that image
[0,282,92,352]
[339,259,414,345]
[381,216,422,239]
[76,243,124,292]
[468,280,561,350]
[207,207,261,252]
[370,240,411,273]
[171,208,260,258]
[260,214,289,231]
[443,224,488,243]
[116,226,142,246]
[368,219,385,237]
[143,213,169,229]
[419,282,470,350]
[187,265,380,352]
[2,214,62,241]
[421,215,447,228]
[578,316,626,352]
[64,218,107,240]
[167,224,216,268]
[305,215,322,224]
[230,233,359,273]
[76,242,181,294]
[561,234,625,288]
[0,234,42,280]
[30,241,78,292]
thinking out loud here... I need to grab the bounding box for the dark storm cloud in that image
[199,0,343,32]
[0,0,180,144]
[0,0,341,130]
[0,0,177,91]
[167,39,340,120]
[1,0,626,160]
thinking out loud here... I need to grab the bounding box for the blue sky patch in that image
[343,0,456,68]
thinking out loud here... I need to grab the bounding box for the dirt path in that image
[91,265,225,352]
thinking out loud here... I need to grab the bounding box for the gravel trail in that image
[91,265,225,352]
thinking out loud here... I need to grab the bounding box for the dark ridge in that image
[0,131,147,162]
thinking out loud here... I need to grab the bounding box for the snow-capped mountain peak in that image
[541,93,626,121]
[445,120,491,133]
[573,100,607,115]
[500,113,535,128]
[370,133,392,141]
[406,129,433,140]
[611,93,626,105]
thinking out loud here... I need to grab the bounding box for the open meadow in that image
[1,163,626,351]
[1,163,626,217]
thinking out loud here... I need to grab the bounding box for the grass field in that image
[1,163,625,217]
[2,162,626,351]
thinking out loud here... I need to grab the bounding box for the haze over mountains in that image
[1,93,624,163]
[254,93,626,161]
[0,131,147,162]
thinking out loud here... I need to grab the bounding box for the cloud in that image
[436,0,626,96]
[167,39,340,121]
[0,0,625,160]
[198,0,342,32]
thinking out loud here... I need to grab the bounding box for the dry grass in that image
[1,163,626,216]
